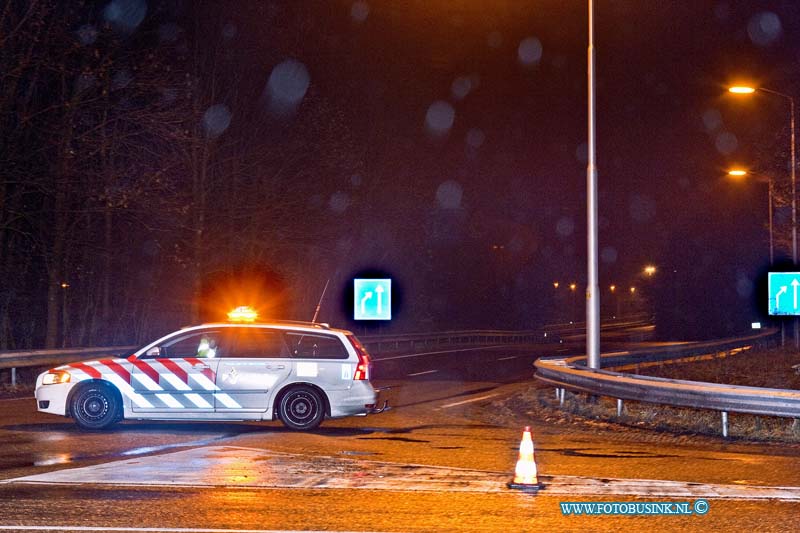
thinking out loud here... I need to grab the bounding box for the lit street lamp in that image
[727,168,774,265]
[729,85,797,347]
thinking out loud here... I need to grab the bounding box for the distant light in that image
[751,322,762,329]
[227,306,258,323]
[729,86,756,94]
[570,283,577,291]
[728,169,748,177]
[644,265,656,276]
[60,282,69,289]
[610,285,616,292]
[553,281,559,289]
[630,287,636,293]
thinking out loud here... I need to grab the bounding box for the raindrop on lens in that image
[329,192,350,213]
[425,101,455,137]
[518,37,543,66]
[266,60,311,115]
[451,77,472,100]
[748,12,782,47]
[202,104,232,137]
[556,217,575,237]
[715,131,738,155]
[601,246,618,264]
[351,1,370,23]
[702,109,722,132]
[103,0,147,32]
[436,180,463,210]
[466,128,485,148]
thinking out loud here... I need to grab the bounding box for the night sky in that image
[4,1,800,345]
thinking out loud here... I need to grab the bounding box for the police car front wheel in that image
[71,382,121,430]
[278,386,325,431]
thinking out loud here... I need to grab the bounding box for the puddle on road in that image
[0,434,237,473]
[536,447,680,459]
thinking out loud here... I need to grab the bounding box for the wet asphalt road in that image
[0,342,799,532]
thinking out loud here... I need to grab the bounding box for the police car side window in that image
[284,333,347,360]
[151,330,227,359]
[228,328,289,359]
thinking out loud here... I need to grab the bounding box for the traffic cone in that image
[507,426,542,492]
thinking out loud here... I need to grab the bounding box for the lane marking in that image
[6,446,800,501]
[496,356,517,361]
[376,345,513,362]
[407,370,438,377]
[0,525,356,533]
[439,393,500,409]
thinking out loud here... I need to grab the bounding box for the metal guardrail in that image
[534,329,800,435]
[0,318,650,386]
[0,330,551,386]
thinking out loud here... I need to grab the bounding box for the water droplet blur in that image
[436,180,463,209]
[76,25,98,45]
[702,109,722,132]
[575,142,588,163]
[351,1,370,23]
[112,70,133,90]
[736,272,753,298]
[601,246,618,264]
[466,128,485,148]
[425,100,455,137]
[629,193,656,223]
[266,59,310,116]
[714,2,731,22]
[222,22,237,40]
[202,104,232,137]
[160,87,177,105]
[748,11,782,47]
[518,37,543,67]
[74,72,96,95]
[103,0,148,33]
[329,192,350,213]
[159,23,179,43]
[451,76,472,100]
[143,240,158,257]
[487,31,503,48]
[556,216,575,237]
[715,131,738,155]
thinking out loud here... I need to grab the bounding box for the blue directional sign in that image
[354,278,392,320]
[768,272,800,315]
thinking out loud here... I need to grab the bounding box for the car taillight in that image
[347,334,371,381]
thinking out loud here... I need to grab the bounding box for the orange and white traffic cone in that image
[507,426,543,492]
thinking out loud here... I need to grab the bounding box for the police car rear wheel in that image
[279,386,324,431]
[71,383,120,430]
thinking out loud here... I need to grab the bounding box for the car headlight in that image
[42,370,71,385]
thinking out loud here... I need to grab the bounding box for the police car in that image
[35,308,386,431]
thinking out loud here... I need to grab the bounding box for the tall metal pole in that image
[587,0,601,369]
[768,177,774,266]
[790,96,797,348]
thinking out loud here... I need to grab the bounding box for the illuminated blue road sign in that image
[354,279,391,320]
[768,272,800,315]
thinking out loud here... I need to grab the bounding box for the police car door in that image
[284,332,352,392]
[130,329,225,415]
[215,327,292,414]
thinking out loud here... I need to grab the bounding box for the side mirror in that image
[146,346,161,357]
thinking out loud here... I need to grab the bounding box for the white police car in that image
[35,311,386,431]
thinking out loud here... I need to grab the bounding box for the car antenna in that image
[311,278,330,324]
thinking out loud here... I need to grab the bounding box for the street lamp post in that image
[727,169,774,265]
[729,85,797,347]
[587,0,600,369]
